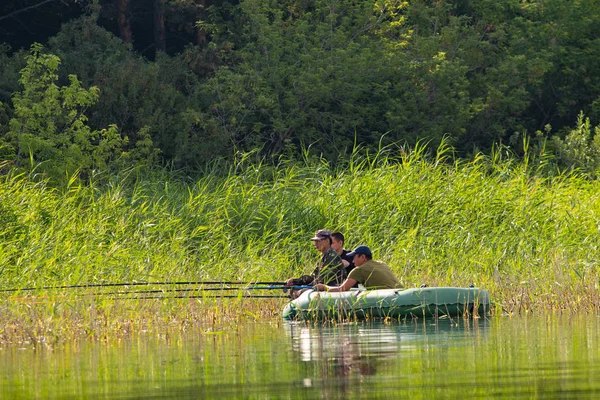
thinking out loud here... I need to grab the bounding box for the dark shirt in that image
[341,249,355,275]
[341,249,358,288]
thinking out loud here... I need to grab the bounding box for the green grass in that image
[2,144,600,343]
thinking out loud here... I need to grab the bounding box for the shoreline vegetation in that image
[2,146,600,345]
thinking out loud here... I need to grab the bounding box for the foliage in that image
[551,112,600,177]
[196,0,474,157]
[0,44,25,148]
[46,17,184,167]
[2,0,600,173]
[2,43,124,183]
[188,0,600,163]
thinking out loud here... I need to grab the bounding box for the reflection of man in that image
[333,357,377,377]
[283,322,384,387]
[315,245,400,292]
[330,338,378,378]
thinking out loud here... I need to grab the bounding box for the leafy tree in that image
[2,43,124,183]
[3,0,600,169]
[47,17,195,167]
[529,0,600,127]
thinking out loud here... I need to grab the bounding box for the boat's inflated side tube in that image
[282,287,490,321]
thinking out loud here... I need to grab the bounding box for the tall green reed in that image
[1,142,600,320]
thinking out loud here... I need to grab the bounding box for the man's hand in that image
[315,284,328,291]
[285,278,295,286]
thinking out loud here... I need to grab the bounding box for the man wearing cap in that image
[315,245,400,292]
[285,230,346,289]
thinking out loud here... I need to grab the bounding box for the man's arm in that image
[286,275,315,286]
[315,278,357,292]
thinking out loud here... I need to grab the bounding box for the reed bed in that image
[2,145,600,343]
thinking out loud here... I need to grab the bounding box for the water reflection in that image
[4,316,600,399]
[284,317,491,393]
[286,319,490,362]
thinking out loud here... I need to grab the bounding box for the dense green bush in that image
[196,0,474,157]
[551,112,600,177]
[47,18,192,166]
[1,0,600,175]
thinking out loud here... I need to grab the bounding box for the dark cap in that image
[346,245,372,258]
[310,229,332,241]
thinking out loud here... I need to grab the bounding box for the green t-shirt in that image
[347,259,400,289]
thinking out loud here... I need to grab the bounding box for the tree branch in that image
[0,0,56,22]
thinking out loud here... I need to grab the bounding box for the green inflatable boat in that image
[282,287,490,321]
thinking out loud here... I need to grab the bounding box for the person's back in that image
[314,245,401,293]
[347,259,399,289]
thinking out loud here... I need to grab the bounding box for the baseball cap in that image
[346,245,372,258]
[310,229,332,241]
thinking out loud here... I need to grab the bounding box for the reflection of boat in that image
[282,287,490,321]
[285,322,406,362]
[283,318,491,383]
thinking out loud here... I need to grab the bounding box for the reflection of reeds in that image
[2,144,600,339]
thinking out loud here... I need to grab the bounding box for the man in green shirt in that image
[315,245,400,292]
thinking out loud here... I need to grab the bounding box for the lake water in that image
[2,315,600,399]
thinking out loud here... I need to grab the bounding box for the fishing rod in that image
[0,280,288,293]
[107,294,290,300]
[6,285,314,302]
[9,293,292,303]
[80,285,312,297]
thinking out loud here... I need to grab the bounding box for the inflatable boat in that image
[282,287,490,321]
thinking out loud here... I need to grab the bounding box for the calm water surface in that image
[2,315,600,399]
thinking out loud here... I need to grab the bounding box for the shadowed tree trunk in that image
[154,0,166,52]
[116,0,132,43]
[196,0,206,46]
